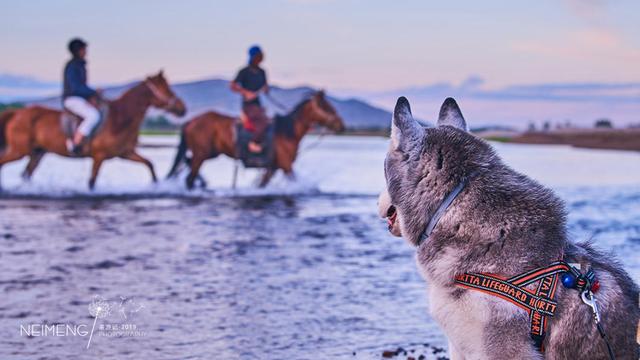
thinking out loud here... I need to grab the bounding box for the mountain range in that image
[2,73,639,129]
[18,77,396,131]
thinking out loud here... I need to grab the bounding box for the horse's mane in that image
[274,96,313,138]
[117,82,146,100]
[286,96,312,118]
[109,82,148,133]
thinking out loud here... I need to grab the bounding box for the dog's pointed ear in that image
[437,97,468,131]
[391,97,422,150]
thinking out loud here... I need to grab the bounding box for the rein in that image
[296,102,338,154]
[145,80,178,109]
[299,128,328,154]
[275,96,335,154]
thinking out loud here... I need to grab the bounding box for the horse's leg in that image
[120,151,157,183]
[281,160,295,181]
[186,154,205,190]
[0,149,27,190]
[21,149,45,181]
[197,172,207,189]
[88,155,106,190]
[185,156,207,186]
[258,168,276,188]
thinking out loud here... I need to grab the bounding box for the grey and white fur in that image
[378,97,639,359]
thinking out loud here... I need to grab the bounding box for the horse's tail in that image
[166,124,188,178]
[0,109,16,152]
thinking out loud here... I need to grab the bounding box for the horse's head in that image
[307,91,345,133]
[144,70,187,117]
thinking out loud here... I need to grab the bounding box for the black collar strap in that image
[417,171,478,246]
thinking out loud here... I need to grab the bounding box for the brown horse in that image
[0,71,186,190]
[167,91,345,189]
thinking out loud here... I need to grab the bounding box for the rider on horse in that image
[63,38,102,155]
[230,45,270,153]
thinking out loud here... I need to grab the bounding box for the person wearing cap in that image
[230,45,270,153]
[62,38,102,154]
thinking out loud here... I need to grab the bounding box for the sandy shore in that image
[478,129,640,152]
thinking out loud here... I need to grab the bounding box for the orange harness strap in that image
[454,261,571,351]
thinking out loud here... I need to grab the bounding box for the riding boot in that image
[67,138,84,156]
[72,143,83,156]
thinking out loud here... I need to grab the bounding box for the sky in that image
[1,0,639,92]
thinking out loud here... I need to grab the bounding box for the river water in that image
[1,136,638,359]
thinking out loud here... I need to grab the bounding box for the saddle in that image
[235,122,274,168]
[234,112,295,168]
[60,103,108,140]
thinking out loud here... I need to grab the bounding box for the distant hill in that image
[8,72,640,129]
[29,78,396,131]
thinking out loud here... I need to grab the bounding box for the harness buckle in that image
[580,290,601,324]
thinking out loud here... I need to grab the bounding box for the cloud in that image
[284,0,336,3]
[512,28,640,64]
[459,76,485,91]
[372,75,640,104]
[564,0,610,26]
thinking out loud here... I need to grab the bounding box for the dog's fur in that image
[378,97,639,359]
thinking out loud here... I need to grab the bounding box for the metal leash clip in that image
[581,290,601,324]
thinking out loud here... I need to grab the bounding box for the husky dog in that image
[378,97,639,359]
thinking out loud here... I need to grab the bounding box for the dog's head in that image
[378,97,496,246]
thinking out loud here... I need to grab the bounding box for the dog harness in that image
[455,262,570,351]
[454,262,614,358]
[417,172,615,358]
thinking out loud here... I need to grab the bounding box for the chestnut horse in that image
[0,71,186,190]
[167,91,344,189]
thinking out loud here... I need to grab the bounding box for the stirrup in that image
[72,144,83,156]
[66,139,83,156]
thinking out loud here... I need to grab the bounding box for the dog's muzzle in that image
[378,190,401,236]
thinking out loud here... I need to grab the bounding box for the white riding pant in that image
[63,96,100,136]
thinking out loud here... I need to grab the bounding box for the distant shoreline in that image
[138,128,640,152]
[478,129,640,152]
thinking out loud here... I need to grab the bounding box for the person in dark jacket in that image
[62,38,102,154]
[230,45,270,153]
